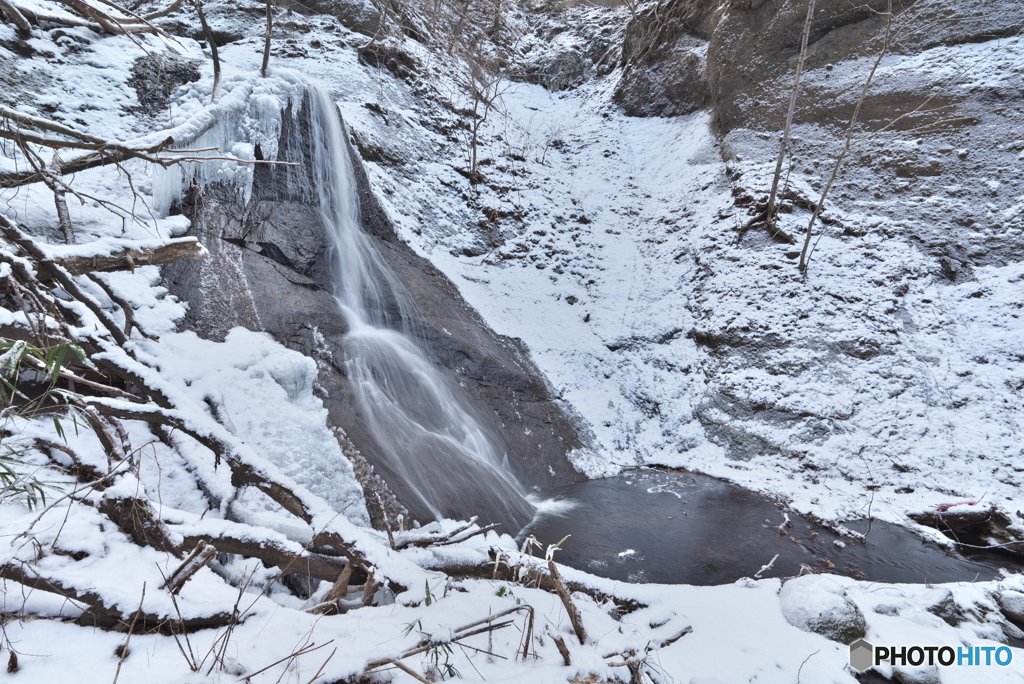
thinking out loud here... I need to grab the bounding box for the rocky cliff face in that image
[610,0,1024,504]
[163,95,589,529]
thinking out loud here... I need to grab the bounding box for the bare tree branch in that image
[766,0,815,230]
[191,0,220,102]
[0,0,31,32]
[799,0,893,271]
[261,0,273,77]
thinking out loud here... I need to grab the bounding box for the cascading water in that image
[303,85,537,532]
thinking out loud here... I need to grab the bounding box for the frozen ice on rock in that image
[143,328,369,524]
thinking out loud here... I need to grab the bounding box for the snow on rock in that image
[140,328,370,526]
[998,590,1024,624]
[779,574,867,644]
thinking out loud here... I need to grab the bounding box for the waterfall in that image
[304,85,537,532]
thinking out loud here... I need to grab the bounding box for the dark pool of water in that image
[522,469,1023,585]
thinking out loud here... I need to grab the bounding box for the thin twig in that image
[112,583,145,684]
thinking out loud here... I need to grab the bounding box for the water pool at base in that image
[522,469,1022,585]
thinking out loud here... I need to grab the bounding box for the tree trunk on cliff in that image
[766,0,815,234]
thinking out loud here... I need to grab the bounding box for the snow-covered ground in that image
[2,0,1024,682]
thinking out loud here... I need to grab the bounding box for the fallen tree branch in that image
[326,560,354,601]
[99,494,181,553]
[85,273,155,339]
[143,0,182,20]
[0,104,107,145]
[548,559,587,644]
[391,516,498,550]
[0,561,232,632]
[162,540,217,594]
[1,219,133,345]
[176,531,356,584]
[92,0,176,36]
[32,437,103,483]
[551,631,571,666]
[46,237,208,276]
[0,0,31,32]
[48,0,162,34]
[0,136,175,188]
[7,0,98,29]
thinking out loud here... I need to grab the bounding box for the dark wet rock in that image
[335,427,409,531]
[616,0,1024,131]
[297,0,383,36]
[924,588,964,626]
[128,52,202,116]
[615,33,708,117]
[893,667,940,684]
[708,0,902,131]
[528,49,592,92]
[706,0,1024,132]
[520,8,624,92]
[909,507,1024,559]
[614,0,717,116]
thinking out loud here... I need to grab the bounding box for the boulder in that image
[128,52,201,116]
[298,0,383,37]
[998,590,1024,626]
[779,574,867,643]
[614,0,718,116]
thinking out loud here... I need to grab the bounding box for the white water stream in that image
[305,86,536,531]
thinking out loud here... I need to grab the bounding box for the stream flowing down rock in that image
[163,87,589,532]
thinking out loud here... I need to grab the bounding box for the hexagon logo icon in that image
[849,638,874,672]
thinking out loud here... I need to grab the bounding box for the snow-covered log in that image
[6,0,167,35]
[177,532,355,584]
[44,237,208,276]
[0,0,31,31]
[0,562,233,632]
